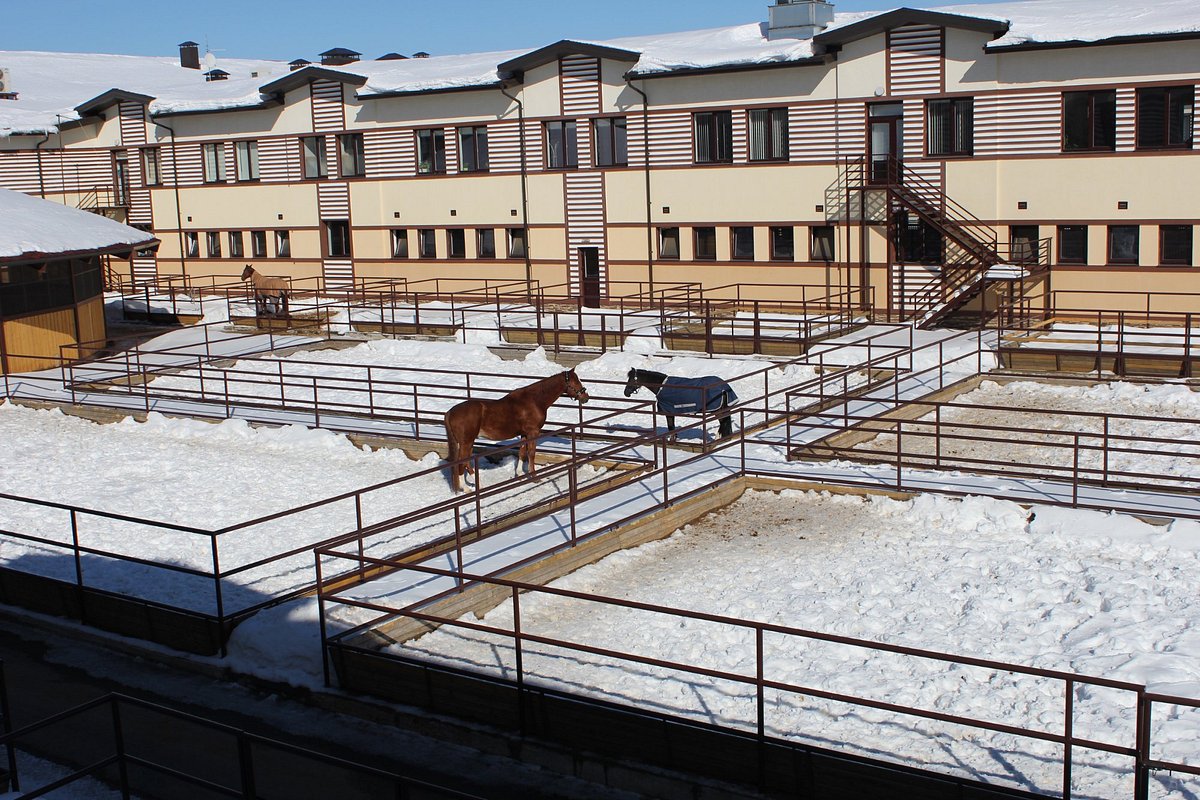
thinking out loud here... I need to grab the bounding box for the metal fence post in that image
[1133,691,1151,800]
[237,732,257,800]
[513,587,526,735]
[1062,678,1074,800]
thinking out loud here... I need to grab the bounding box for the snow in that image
[0,750,135,799]
[1011,323,1200,356]
[397,489,1200,798]
[938,0,1200,48]
[0,189,156,259]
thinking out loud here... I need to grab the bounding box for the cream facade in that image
[1,1,1198,317]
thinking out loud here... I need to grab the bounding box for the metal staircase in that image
[841,157,1048,327]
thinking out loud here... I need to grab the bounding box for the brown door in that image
[580,247,601,307]
[868,104,904,184]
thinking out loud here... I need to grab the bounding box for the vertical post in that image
[453,503,464,591]
[1133,691,1151,800]
[111,700,131,800]
[412,383,420,439]
[756,625,767,789]
[1102,416,1109,487]
[513,587,526,735]
[1062,678,1074,800]
[367,366,375,417]
[896,419,903,490]
[740,410,747,476]
[569,434,578,541]
[1072,432,1080,506]
[237,732,257,800]
[935,404,941,469]
[316,554,332,688]
[312,377,320,428]
[278,360,285,408]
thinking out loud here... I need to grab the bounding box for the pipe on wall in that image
[625,76,655,297]
[152,119,188,280]
[500,78,533,294]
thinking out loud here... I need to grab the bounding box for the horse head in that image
[623,368,641,398]
[564,370,589,404]
[240,264,255,281]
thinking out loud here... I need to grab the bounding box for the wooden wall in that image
[0,295,106,374]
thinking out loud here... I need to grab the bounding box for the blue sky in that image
[3,0,1002,61]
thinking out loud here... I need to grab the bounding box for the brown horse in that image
[241,264,290,317]
[444,370,589,492]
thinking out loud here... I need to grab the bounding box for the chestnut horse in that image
[444,370,590,492]
[241,264,290,317]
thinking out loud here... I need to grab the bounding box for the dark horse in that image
[624,368,737,439]
[444,370,590,492]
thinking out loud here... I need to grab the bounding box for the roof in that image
[320,47,361,57]
[0,188,158,263]
[1,0,1197,135]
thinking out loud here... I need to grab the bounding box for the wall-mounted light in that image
[1017,201,1028,210]
[662,206,670,214]
[1117,201,1129,210]
[277,213,284,220]
[450,209,457,217]
[393,211,400,219]
[510,209,518,217]
[815,204,824,213]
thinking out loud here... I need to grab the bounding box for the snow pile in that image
[399,489,1200,798]
[0,188,156,259]
[939,0,1200,48]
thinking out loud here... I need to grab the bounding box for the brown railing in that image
[0,691,485,799]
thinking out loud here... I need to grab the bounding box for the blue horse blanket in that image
[656,376,737,415]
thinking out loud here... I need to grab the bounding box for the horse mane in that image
[633,368,669,385]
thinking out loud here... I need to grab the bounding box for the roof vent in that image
[288,58,312,71]
[179,40,201,69]
[320,48,361,66]
[377,52,409,61]
[768,0,834,40]
[413,51,431,59]
[204,68,230,82]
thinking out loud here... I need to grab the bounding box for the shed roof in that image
[0,189,158,263]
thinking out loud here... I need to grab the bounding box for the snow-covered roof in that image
[0,0,1197,135]
[0,188,158,262]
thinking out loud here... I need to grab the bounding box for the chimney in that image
[767,0,835,40]
[179,41,201,69]
[413,51,431,59]
[288,58,312,71]
[320,48,361,66]
[204,68,230,82]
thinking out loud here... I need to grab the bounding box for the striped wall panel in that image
[560,56,601,117]
[732,110,749,163]
[118,102,147,147]
[224,141,238,183]
[646,112,692,166]
[626,114,648,168]
[888,25,943,97]
[564,172,606,289]
[36,150,113,193]
[523,120,544,171]
[0,152,43,192]
[322,258,354,288]
[575,118,593,169]
[258,137,299,182]
[363,129,415,178]
[974,92,1062,156]
[1115,88,1136,152]
[127,189,153,225]
[789,101,866,162]
[131,256,159,284]
[317,182,351,218]
[311,80,345,133]
[487,120,523,173]
[322,134,338,178]
[163,143,204,187]
[444,127,459,174]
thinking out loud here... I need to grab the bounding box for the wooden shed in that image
[0,189,158,373]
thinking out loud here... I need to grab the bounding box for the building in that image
[0,188,158,373]
[0,0,1197,320]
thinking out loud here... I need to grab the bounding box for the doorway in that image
[579,247,601,307]
[868,103,904,184]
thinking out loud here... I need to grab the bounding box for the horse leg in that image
[525,434,538,479]
[448,431,461,492]
[516,440,527,477]
[280,294,289,317]
[719,397,733,438]
[666,415,675,441]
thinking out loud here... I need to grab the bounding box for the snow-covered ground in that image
[852,380,1200,489]
[1008,323,1200,355]
[397,489,1200,799]
[0,750,133,800]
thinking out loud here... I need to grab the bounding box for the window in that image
[1161,225,1193,266]
[326,221,351,258]
[593,117,628,167]
[458,126,489,172]
[545,121,578,169]
[391,229,409,258]
[477,228,496,259]
[1010,225,1040,264]
[202,142,226,183]
[417,129,446,174]
[926,98,974,156]
[447,229,466,259]
[1063,91,1116,151]
[302,136,327,179]
[275,230,291,258]
[184,231,199,258]
[1137,86,1194,149]
[1108,225,1140,264]
[731,227,755,260]
[339,133,365,177]
[418,229,437,258]
[235,140,259,181]
[1057,225,1087,264]
[658,227,680,260]
[206,231,221,258]
[250,230,267,258]
[694,227,717,260]
[749,108,789,162]
[507,228,527,259]
[228,231,244,258]
[694,111,733,164]
[811,226,835,262]
[770,226,794,261]
[142,147,161,186]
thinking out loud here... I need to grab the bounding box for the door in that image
[579,247,601,307]
[114,153,130,207]
[868,104,904,185]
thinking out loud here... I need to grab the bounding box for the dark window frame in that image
[769,226,794,261]
[205,231,221,258]
[447,228,467,259]
[1107,225,1140,265]
[301,136,328,179]
[184,231,199,258]
[507,228,528,259]
[658,227,680,260]
[142,147,161,186]
[228,230,244,258]
[476,228,496,259]
[748,107,789,162]
[275,230,291,258]
[731,226,755,261]
[1057,225,1088,264]
[810,226,835,262]
[1136,86,1195,150]
[418,228,437,259]
[694,226,717,260]
[202,142,226,183]
[416,129,446,175]
[391,229,409,259]
[234,140,260,182]
[458,126,490,173]
[1160,225,1193,266]
[338,133,366,178]
[325,220,352,258]
[926,98,974,157]
[593,117,628,167]
[694,111,734,164]
[250,230,267,259]
[1062,90,1117,152]
[545,120,579,170]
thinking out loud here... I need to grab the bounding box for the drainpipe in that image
[500,78,533,296]
[153,119,188,280]
[34,130,51,199]
[625,76,655,297]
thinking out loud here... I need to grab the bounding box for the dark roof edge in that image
[258,65,369,95]
[74,88,156,117]
[357,80,505,101]
[150,97,283,120]
[815,8,1009,46]
[498,40,641,74]
[989,29,1200,53]
[1,238,160,266]
[627,55,828,81]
